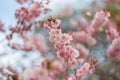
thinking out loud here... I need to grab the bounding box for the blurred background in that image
[0,0,120,80]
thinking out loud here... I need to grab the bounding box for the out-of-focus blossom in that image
[81,17,88,27]
[19,67,52,80]
[67,75,76,80]
[69,18,78,26]
[34,21,43,28]
[19,59,64,80]
[17,0,30,4]
[106,26,119,41]
[29,2,42,19]
[22,35,47,54]
[15,7,28,23]
[15,2,42,23]
[8,43,21,50]
[85,11,91,17]
[74,43,89,58]
[115,72,120,80]
[106,37,120,60]
[87,10,110,35]
[90,75,98,80]
[106,20,119,41]
[19,69,32,80]
[110,68,116,74]
[0,22,5,32]
[76,63,94,79]
[9,35,47,55]
[10,26,21,33]
[71,31,96,46]
[65,8,73,16]
[52,60,65,72]
[6,33,13,40]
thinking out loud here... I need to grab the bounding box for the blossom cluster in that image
[5,0,51,54]
[44,18,83,69]
[15,1,42,23]
[106,20,119,41]
[71,31,96,46]
[44,18,95,80]
[8,35,47,55]
[0,22,5,32]
[18,60,64,80]
[87,10,110,35]
[17,0,30,4]
[106,37,120,60]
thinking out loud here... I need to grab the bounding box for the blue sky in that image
[0,0,20,25]
[0,0,95,26]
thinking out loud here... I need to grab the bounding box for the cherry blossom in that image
[44,18,84,69]
[43,18,95,80]
[76,63,94,79]
[17,0,30,4]
[106,37,120,60]
[1,0,117,80]
[87,10,110,35]
[71,31,96,46]
[0,22,5,32]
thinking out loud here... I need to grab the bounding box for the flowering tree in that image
[0,0,120,80]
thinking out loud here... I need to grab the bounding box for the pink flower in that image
[34,21,43,28]
[56,45,80,63]
[115,72,120,80]
[6,34,13,40]
[31,36,47,55]
[106,26,119,41]
[74,43,89,58]
[15,7,28,23]
[65,8,73,16]
[44,18,95,78]
[19,69,32,80]
[69,18,78,26]
[81,17,88,27]
[58,34,73,44]
[15,2,42,23]
[43,19,61,32]
[17,0,30,4]
[30,67,50,80]
[22,41,34,51]
[87,10,110,35]
[10,35,47,55]
[0,22,5,32]
[85,11,91,16]
[54,41,64,50]
[49,28,62,42]
[72,31,96,46]
[106,37,120,60]
[19,67,53,80]
[110,68,116,74]
[67,75,76,80]
[10,26,20,33]
[8,43,21,50]
[29,2,42,19]
[67,58,83,69]
[76,63,94,79]
[106,20,118,41]
[52,60,64,72]
[44,18,83,69]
